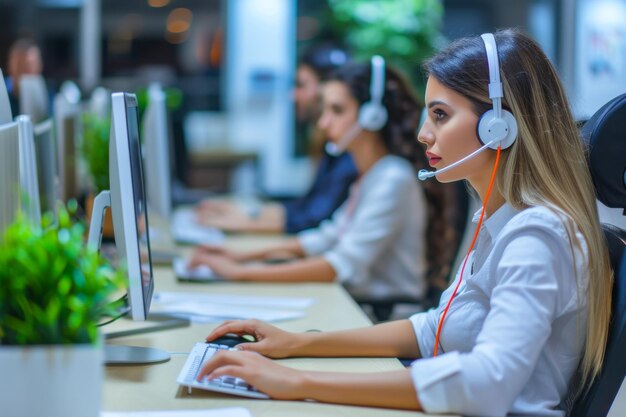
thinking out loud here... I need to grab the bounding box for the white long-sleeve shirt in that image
[409,204,589,417]
[299,155,427,300]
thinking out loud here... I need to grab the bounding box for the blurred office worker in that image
[189,58,451,302]
[195,45,358,234]
[4,38,43,116]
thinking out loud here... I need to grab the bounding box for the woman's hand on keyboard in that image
[206,319,299,358]
[196,350,305,400]
[187,251,243,279]
[192,244,252,263]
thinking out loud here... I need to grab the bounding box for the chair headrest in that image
[581,93,626,210]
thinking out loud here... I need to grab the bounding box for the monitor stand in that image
[104,345,170,365]
[104,313,189,365]
[88,190,190,366]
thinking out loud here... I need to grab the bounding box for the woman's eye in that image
[331,105,344,115]
[433,109,447,121]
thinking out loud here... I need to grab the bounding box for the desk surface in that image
[103,222,451,416]
[103,278,450,416]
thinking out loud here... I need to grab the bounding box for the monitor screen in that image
[125,99,154,315]
[33,118,59,217]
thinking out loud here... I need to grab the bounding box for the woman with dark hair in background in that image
[195,45,359,234]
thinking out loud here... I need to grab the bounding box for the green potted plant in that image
[0,202,124,417]
[81,112,115,237]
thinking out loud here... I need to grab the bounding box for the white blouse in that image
[409,204,589,417]
[299,155,427,300]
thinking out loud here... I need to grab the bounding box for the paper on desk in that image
[151,301,306,323]
[154,291,315,309]
[102,407,251,417]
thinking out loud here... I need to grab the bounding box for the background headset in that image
[418,33,518,180]
[325,55,388,155]
[358,54,388,131]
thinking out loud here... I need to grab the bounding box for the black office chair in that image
[570,93,626,417]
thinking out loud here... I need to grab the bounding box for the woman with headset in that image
[194,45,359,234]
[194,29,612,416]
[187,57,455,304]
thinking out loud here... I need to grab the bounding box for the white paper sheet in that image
[154,291,314,309]
[151,300,305,323]
[102,407,251,417]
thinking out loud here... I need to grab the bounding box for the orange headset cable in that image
[433,146,502,357]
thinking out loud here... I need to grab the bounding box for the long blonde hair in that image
[425,29,613,389]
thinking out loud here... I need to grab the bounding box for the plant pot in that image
[86,192,114,238]
[0,343,103,417]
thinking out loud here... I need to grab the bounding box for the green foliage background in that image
[81,113,111,193]
[327,0,444,99]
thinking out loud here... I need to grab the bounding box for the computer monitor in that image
[0,69,12,123]
[53,90,81,202]
[142,84,172,219]
[0,116,41,235]
[0,121,22,237]
[33,118,60,216]
[88,92,187,365]
[19,74,49,124]
[16,115,42,227]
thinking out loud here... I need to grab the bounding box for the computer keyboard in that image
[177,342,269,399]
[171,208,225,245]
[173,257,221,281]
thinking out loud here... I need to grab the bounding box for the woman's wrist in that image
[289,330,319,356]
[294,370,316,400]
[232,264,260,281]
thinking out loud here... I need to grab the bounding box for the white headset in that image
[358,55,388,131]
[477,33,518,149]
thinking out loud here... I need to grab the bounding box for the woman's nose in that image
[317,112,329,130]
[417,125,434,145]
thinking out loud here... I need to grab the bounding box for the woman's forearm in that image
[237,256,335,282]
[296,369,422,411]
[239,204,287,234]
[237,238,305,261]
[292,319,422,359]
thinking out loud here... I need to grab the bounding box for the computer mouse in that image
[208,334,254,348]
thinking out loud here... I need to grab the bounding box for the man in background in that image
[5,38,43,117]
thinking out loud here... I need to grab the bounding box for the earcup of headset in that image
[358,102,388,131]
[477,109,518,149]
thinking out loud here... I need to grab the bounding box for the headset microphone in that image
[417,139,496,181]
[325,123,362,156]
